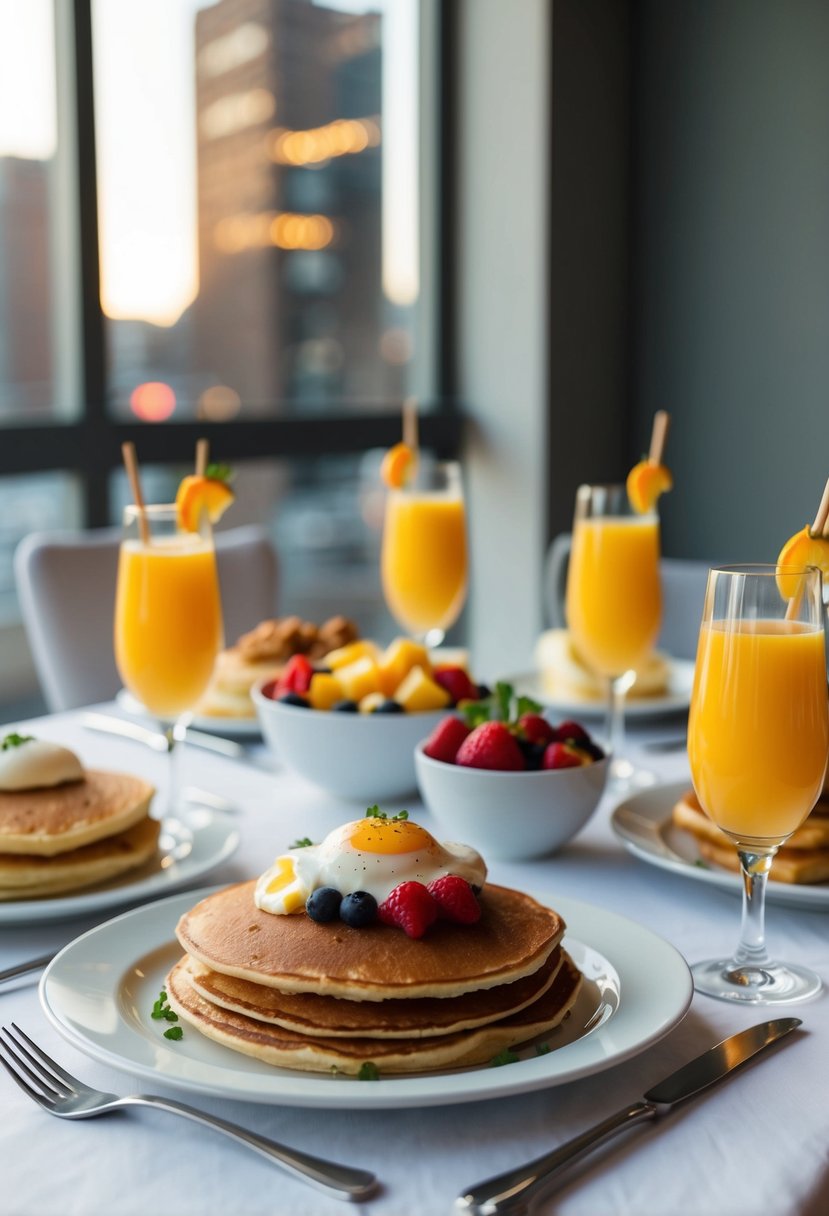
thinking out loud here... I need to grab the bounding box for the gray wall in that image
[633,0,829,562]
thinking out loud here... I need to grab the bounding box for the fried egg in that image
[254,817,487,915]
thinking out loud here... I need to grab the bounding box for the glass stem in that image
[163,713,192,818]
[733,850,774,969]
[606,671,635,759]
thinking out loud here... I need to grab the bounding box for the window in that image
[0,0,461,710]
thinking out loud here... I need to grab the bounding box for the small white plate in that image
[508,658,695,720]
[116,689,261,739]
[0,813,240,925]
[612,780,829,911]
[40,889,692,1110]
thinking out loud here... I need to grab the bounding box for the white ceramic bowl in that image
[253,680,448,802]
[414,743,610,860]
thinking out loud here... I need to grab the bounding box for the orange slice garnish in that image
[626,460,673,514]
[775,524,829,599]
[176,474,235,532]
[380,442,415,489]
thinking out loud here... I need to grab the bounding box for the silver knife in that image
[81,712,270,769]
[455,1017,802,1215]
[0,953,55,987]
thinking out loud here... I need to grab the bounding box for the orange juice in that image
[114,534,223,716]
[565,516,661,677]
[381,491,467,635]
[689,619,829,844]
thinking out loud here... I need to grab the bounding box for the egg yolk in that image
[344,818,436,855]
[263,856,305,912]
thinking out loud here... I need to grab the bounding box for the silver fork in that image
[0,1024,377,1203]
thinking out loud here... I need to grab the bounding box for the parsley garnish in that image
[205,462,234,484]
[365,806,409,821]
[358,1062,379,1081]
[1,733,34,751]
[151,989,180,1025]
[490,1049,520,1067]
[164,1026,184,1041]
[693,859,710,870]
[535,1042,552,1056]
[291,837,314,848]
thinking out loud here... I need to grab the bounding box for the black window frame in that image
[1,0,463,526]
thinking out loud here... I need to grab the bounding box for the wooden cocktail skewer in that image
[121,442,150,544]
[195,437,209,477]
[648,410,671,463]
[784,474,829,618]
[402,397,419,453]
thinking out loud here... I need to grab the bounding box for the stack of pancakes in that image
[0,770,158,900]
[672,788,829,884]
[166,880,583,1075]
[534,629,670,702]
[197,615,359,719]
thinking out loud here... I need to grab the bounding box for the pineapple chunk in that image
[335,656,382,702]
[308,671,344,711]
[358,691,386,714]
[394,665,451,712]
[378,638,432,696]
[324,640,381,670]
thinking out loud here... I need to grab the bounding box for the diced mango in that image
[324,640,381,670]
[335,656,383,702]
[378,638,432,696]
[308,671,344,711]
[358,691,386,714]
[394,665,451,713]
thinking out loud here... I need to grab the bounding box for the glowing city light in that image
[269,116,381,166]
[130,380,176,421]
[214,210,335,253]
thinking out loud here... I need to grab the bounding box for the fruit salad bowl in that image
[253,680,448,802]
[414,739,610,861]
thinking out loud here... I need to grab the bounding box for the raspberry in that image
[432,665,480,705]
[542,741,586,770]
[455,722,525,771]
[517,713,556,746]
[427,875,481,924]
[377,881,439,938]
[554,719,591,745]
[423,716,471,764]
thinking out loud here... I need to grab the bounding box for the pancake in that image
[534,628,669,702]
[176,880,565,1001]
[187,946,565,1039]
[0,816,161,899]
[672,789,829,884]
[0,770,156,856]
[166,950,583,1075]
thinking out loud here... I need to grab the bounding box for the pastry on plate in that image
[534,628,670,701]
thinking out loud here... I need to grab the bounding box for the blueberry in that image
[580,740,605,761]
[331,699,359,713]
[306,887,342,923]
[278,692,309,707]
[339,891,378,927]
[372,699,404,715]
[518,739,545,770]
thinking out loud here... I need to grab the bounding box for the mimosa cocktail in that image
[564,484,662,785]
[688,565,828,1004]
[381,461,467,647]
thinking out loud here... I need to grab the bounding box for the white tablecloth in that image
[2,708,828,1216]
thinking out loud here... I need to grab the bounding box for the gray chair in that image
[544,533,712,661]
[14,524,279,712]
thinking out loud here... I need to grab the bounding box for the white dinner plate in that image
[612,780,829,911]
[116,689,261,739]
[0,813,240,925]
[508,658,695,720]
[40,888,692,1110]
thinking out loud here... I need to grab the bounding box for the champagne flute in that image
[564,483,662,786]
[113,501,223,816]
[380,458,468,649]
[688,564,828,1003]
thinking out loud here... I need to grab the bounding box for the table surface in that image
[2,706,827,1216]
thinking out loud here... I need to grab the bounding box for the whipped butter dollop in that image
[0,735,85,791]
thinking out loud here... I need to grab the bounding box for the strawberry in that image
[274,654,315,696]
[517,713,556,746]
[378,881,439,938]
[423,716,471,764]
[554,719,590,745]
[427,875,481,924]
[542,740,586,770]
[432,665,480,705]
[455,722,525,771]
